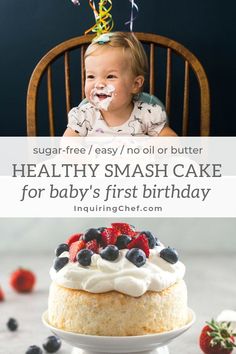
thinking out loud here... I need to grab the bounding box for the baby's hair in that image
[84,32,149,79]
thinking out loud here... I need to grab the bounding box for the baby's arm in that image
[145,103,177,137]
[158,125,177,136]
[63,104,90,136]
[63,127,80,137]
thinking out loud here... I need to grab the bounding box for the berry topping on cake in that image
[43,335,61,353]
[139,231,158,249]
[7,318,18,331]
[52,223,182,271]
[126,248,146,267]
[66,233,83,246]
[69,240,86,262]
[0,286,5,301]
[83,228,101,242]
[77,249,94,266]
[101,228,119,246]
[111,222,136,237]
[100,245,119,261]
[86,239,99,253]
[55,243,69,257]
[53,257,69,272]
[25,345,43,354]
[199,319,236,354]
[127,234,150,257]
[160,247,179,264]
[115,234,132,249]
[10,268,36,293]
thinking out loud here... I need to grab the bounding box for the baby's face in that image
[85,47,142,112]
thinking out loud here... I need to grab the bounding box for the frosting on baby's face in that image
[84,47,140,119]
[89,84,115,111]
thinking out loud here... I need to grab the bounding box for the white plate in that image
[42,308,195,353]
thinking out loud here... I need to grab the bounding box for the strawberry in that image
[66,233,83,247]
[127,234,150,257]
[86,239,99,253]
[10,268,36,293]
[111,223,136,237]
[69,240,86,261]
[101,228,119,246]
[0,286,5,301]
[199,319,236,354]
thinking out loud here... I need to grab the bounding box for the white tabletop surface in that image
[0,251,235,354]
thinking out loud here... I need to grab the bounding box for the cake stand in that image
[42,308,195,354]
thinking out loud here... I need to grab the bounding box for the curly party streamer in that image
[85,0,114,36]
[125,0,139,32]
[70,0,114,36]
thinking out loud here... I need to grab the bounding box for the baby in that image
[64,32,176,137]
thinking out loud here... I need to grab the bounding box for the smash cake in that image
[48,223,188,336]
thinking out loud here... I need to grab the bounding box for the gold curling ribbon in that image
[85,0,114,36]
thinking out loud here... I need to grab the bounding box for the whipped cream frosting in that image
[50,246,185,297]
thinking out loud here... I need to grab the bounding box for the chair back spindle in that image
[47,65,55,136]
[81,45,86,100]
[64,51,71,113]
[165,48,172,118]
[182,61,190,136]
[149,43,155,95]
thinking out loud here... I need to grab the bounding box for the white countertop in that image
[0,252,235,354]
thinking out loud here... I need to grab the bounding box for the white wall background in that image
[0,218,235,253]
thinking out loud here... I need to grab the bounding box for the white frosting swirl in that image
[50,246,185,297]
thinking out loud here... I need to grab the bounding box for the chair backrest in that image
[26,32,210,136]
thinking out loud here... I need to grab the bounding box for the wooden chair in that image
[26,32,210,136]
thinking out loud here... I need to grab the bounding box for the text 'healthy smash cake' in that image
[48,223,188,336]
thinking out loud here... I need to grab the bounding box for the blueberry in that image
[43,335,61,353]
[77,249,93,266]
[160,247,179,264]
[53,257,69,271]
[25,345,43,354]
[83,228,101,242]
[55,243,69,257]
[115,235,132,249]
[140,231,158,249]
[126,248,146,267]
[100,245,119,261]
[97,226,106,233]
[7,318,18,331]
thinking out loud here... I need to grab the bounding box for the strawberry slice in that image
[101,228,119,246]
[66,233,83,247]
[111,223,136,237]
[69,240,86,261]
[0,286,5,301]
[127,234,150,257]
[86,239,99,253]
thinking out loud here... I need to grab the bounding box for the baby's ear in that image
[132,75,145,93]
